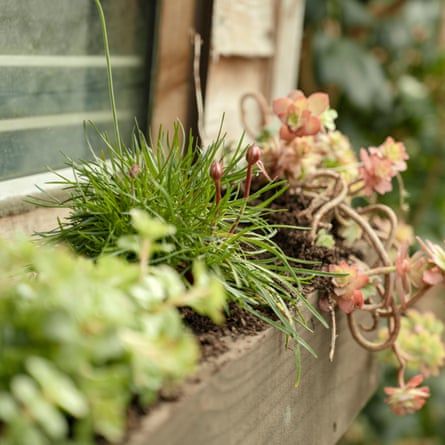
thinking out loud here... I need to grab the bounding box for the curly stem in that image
[240,92,270,140]
[338,202,394,307]
[347,297,400,352]
[392,342,407,387]
[306,171,348,239]
[358,204,398,252]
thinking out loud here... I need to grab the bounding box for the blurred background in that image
[299,1,445,443]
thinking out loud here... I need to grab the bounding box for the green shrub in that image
[0,211,225,444]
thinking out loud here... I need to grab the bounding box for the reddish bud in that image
[246,144,262,165]
[128,163,141,178]
[210,160,223,181]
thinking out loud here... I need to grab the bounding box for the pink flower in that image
[329,261,369,313]
[395,244,427,305]
[358,148,395,195]
[370,137,409,173]
[272,90,329,141]
[384,375,430,415]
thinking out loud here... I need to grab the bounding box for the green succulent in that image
[0,211,225,444]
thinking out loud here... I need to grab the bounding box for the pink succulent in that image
[328,261,369,313]
[370,137,409,173]
[358,148,395,195]
[272,90,329,141]
[384,374,430,415]
[395,244,428,305]
[416,237,445,286]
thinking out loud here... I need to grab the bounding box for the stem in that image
[367,265,396,276]
[240,92,270,139]
[338,202,393,306]
[347,297,401,352]
[405,285,432,310]
[306,171,348,239]
[215,182,221,207]
[94,0,121,152]
[193,33,206,144]
[229,158,254,234]
[358,204,398,252]
[328,297,337,362]
[348,178,366,196]
[392,343,407,387]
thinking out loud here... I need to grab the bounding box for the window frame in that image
[0,0,306,236]
[0,0,162,234]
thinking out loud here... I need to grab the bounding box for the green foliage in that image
[379,309,445,378]
[0,212,225,444]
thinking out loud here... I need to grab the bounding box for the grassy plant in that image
[33,122,327,368]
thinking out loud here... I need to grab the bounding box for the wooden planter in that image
[127,296,377,445]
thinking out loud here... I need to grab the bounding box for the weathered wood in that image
[127,301,377,445]
[204,56,272,145]
[271,0,306,98]
[204,0,306,144]
[212,0,275,58]
[149,0,197,137]
[0,206,69,237]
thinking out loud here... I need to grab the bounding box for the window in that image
[0,0,156,181]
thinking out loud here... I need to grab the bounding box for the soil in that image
[181,303,270,360]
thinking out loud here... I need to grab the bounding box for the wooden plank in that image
[0,206,69,237]
[203,57,272,145]
[212,0,275,57]
[271,0,306,98]
[149,0,197,138]
[127,298,377,445]
[203,0,306,144]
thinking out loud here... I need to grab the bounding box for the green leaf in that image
[26,357,88,418]
[315,228,336,248]
[11,375,68,439]
[80,366,131,443]
[315,34,392,111]
[130,208,176,240]
[0,392,19,421]
[338,220,363,244]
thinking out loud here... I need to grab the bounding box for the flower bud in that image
[128,163,141,178]
[210,160,223,181]
[246,144,261,165]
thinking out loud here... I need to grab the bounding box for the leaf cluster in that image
[0,213,225,444]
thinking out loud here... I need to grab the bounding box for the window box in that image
[127,293,377,445]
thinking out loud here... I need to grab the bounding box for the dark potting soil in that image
[181,304,270,360]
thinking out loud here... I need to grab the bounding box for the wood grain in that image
[127,300,377,445]
[149,0,197,138]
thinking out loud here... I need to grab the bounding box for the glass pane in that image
[0,0,154,180]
